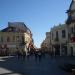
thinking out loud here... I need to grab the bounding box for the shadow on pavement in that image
[0,72,20,75]
[0,56,25,75]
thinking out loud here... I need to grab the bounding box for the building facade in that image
[41,32,51,52]
[66,0,75,56]
[41,24,68,55]
[41,0,75,56]
[0,22,34,55]
[50,24,68,56]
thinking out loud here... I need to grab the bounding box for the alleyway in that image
[0,54,75,75]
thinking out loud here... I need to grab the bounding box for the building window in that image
[71,47,73,56]
[13,36,15,42]
[22,36,24,41]
[62,30,66,38]
[1,37,3,42]
[22,36,26,45]
[55,31,59,41]
[7,37,10,42]
[16,36,19,42]
[56,31,58,38]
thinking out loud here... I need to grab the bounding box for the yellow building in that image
[0,22,34,55]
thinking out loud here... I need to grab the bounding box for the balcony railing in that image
[70,36,75,43]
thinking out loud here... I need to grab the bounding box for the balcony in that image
[70,36,75,43]
[70,32,75,43]
[69,32,75,43]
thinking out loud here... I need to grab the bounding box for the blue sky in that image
[0,0,71,48]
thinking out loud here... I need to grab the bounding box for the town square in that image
[0,0,75,75]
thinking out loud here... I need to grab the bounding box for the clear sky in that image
[0,0,71,48]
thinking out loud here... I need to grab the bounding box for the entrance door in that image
[63,46,67,55]
[71,47,73,56]
[55,46,60,55]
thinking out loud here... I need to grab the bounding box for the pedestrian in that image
[38,51,42,62]
[17,50,21,60]
[22,50,26,61]
[26,52,30,61]
[41,51,45,59]
[34,51,38,62]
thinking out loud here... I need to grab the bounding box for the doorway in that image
[70,47,73,56]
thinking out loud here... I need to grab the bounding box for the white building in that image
[41,0,75,56]
[41,32,51,52]
[66,0,75,56]
[45,32,51,50]
[50,24,68,56]
[0,22,34,55]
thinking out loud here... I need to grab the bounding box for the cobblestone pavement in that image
[0,54,75,75]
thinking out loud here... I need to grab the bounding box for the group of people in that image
[16,49,46,61]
